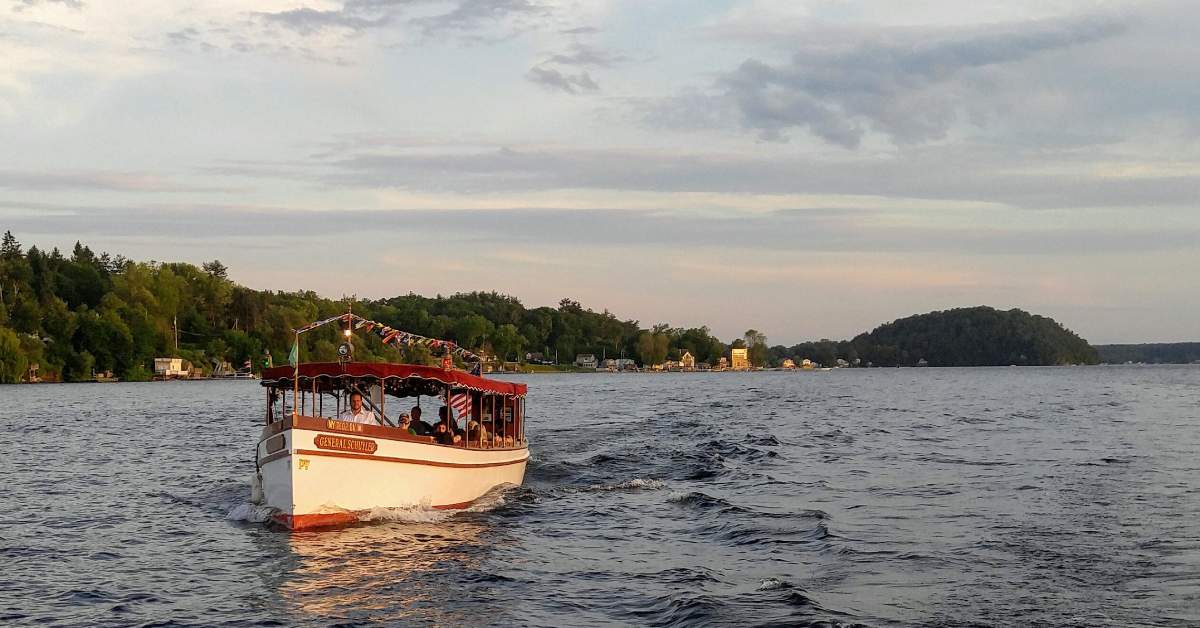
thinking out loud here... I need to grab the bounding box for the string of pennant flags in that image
[292,313,482,363]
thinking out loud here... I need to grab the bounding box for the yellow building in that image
[731,347,749,370]
[781,358,796,369]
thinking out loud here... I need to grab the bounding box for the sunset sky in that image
[3,0,1198,344]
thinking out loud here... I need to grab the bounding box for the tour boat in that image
[253,314,529,530]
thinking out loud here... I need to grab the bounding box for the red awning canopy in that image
[261,362,526,397]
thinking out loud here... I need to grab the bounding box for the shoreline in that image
[8,362,1194,385]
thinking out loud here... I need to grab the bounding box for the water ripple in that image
[2,367,1198,626]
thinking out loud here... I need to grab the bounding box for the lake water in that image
[2,367,1198,627]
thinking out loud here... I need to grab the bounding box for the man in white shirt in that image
[338,391,378,425]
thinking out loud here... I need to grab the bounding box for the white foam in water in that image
[225,502,276,523]
[358,504,453,524]
[757,578,791,591]
[466,484,518,512]
[584,478,666,492]
[248,472,264,505]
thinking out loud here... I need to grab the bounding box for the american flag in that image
[449,391,472,417]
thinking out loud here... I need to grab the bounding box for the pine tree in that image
[1,231,20,260]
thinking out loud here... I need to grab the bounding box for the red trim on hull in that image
[274,500,474,530]
[432,500,473,510]
[273,511,360,530]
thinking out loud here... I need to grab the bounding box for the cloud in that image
[526,65,598,94]
[526,40,626,95]
[659,13,1130,147]
[256,6,394,35]
[0,169,232,193]
[247,0,548,46]
[412,0,547,36]
[12,0,83,10]
[543,42,626,67]
[315,143,1200,210]
[5,204,1197,259]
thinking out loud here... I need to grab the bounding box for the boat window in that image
[263,376,525,448]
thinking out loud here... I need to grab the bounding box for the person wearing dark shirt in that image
[408,405,433,436]
[433,421,459,445]
[435,406,462,445]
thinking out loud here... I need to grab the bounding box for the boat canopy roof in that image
[261,362,526,397]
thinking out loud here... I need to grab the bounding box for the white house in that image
[574,354,598,369]
[154,357,191,378]
[680,351,696,370]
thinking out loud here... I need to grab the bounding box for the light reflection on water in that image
[273,520,497,625]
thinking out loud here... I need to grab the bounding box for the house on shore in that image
[731,348,749,370]
[615,358,638,371]
[781,358,796,369]
[680,351,696,370]
[525,351,551,364]
[574,354,597,369]
[154,357,193,379]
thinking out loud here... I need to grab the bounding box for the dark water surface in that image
[2,367,1198,626]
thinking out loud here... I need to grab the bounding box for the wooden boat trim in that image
[261,415,525,451]
[290,448,529,469]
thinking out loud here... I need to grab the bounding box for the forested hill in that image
[0,233,734,382]
[1094,343,1200,364]
[766,306,1100,367]
[853,307,1098,366]
[0,233,1105,382]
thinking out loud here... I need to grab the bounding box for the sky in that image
[2,0,1198,345]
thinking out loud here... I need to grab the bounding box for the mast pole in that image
[292,330,300,420]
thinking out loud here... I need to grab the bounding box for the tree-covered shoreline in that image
[1,233,1104,382]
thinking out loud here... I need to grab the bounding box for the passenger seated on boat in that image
[433,421,460,446]
[466,420,490,447]
[408,406,433,436]
[504,435,515,447]
[435,407,462,445]
[338,392,378,425]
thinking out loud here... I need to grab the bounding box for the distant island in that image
[0,232,1188,383]
[776,306,1099,368]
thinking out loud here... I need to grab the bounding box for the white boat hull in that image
[256,417,528,529]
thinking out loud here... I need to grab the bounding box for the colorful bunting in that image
[292,313,482,364]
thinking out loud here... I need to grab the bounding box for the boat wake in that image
[358,485,519,522]
[224,473,275,523]
[358,504,453,524]
[225,502,277,524]
[226,483,528,528]
[577,478,666,492]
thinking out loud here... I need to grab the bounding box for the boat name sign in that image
[325,419,365,433]
[314,434,379,455]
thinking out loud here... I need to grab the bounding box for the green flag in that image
[288,340,298,367]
